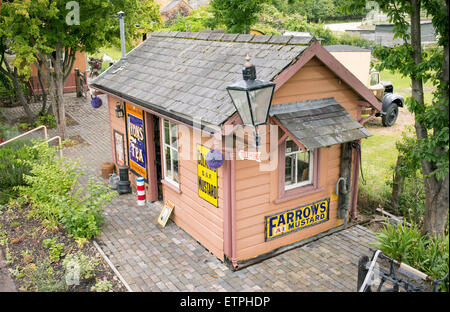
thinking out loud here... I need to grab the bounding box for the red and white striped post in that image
[136,176,146,206]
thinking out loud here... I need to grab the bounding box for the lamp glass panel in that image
[228,89,253,126]
[248,86,274,125]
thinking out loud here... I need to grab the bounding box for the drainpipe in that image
[118,11,127,63]
[350,143,361,220]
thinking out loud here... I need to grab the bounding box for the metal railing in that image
[0,125,48,148]
[0,125,62,157]
[33,136,63,157]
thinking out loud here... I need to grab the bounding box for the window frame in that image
[276,136,322,204]
[284,141,314,190]
[161,118,180,189]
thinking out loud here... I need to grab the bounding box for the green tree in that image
[344,0,449,237]
[209,0,270,33]
[0,0,161,139]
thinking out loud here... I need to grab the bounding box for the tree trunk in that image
[422,173,449,236]
[11,68,35,121]
[410,0,449,237]
[52,43,67,140]
[391,155,405,213]
[36,61,48,114]
[0,60,35,121]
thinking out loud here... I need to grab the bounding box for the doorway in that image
[153,115,163,201]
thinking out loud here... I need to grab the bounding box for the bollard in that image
[136,176,146,206]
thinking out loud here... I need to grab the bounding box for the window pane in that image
[297,151,310,183]
[172,150,179,183]
[165,146,172,178]
[285,154,296,186]
[370,73,379,86]
[163,119,170,145]
[228,89,252,126]
[285,138,299,153]
[248,86,274,125]
[170,121,178,148]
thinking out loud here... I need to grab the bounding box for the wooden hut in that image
[90,31,381,270]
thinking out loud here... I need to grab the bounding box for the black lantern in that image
[226,54,276,128]
[115,103,124,118]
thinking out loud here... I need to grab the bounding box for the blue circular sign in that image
[205,149,225,169]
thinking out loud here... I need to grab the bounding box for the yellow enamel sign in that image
[265,198,330,241]
[197,144,218,207]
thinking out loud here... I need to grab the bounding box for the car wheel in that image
[382,103,398,127]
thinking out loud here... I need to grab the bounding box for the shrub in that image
[373,222,449,292]
[0,140,38,204]
[17,144,116,239]
[390,128,427,226]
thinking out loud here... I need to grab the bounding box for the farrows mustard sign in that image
[265,198,330,241]
[197,144,218,207]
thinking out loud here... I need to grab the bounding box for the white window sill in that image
[284,181,312,191]
[161,179,181,194]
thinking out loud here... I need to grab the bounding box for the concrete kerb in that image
[93,240,134,292]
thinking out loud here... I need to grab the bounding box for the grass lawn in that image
[87,46,122,71]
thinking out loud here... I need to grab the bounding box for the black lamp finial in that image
[242,53,256,81]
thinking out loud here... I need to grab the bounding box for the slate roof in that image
[91,31,311,130]
[324,45,371,52]
[270,98,372,150]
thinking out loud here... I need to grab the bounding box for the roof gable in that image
[273,41,381,111]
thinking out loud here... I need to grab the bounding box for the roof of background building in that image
[91,31,313,129]
[270,97,372,149]
[324,45,371,52]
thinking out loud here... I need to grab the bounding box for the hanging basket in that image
[205,149,225,169]
[90,95,103,108]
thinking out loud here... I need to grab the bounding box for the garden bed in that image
[0,203,125,292]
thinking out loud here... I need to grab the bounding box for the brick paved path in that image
[98,196,377,292]
[1,94,379,292]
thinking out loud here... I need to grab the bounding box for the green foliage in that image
[91,277,114,292]
[17,144,116,239]
[391,127,426,226]
[16,113,57,131]
[22,259,67,292]
[63,251,99,280]
[0,122,19,142]
[373,222,449,291]
[0,140,38,204]
[209,0,270,33]
[0,0,163,77]
[165,5,216,32]
[42,238,65,262]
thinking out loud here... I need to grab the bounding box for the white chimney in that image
[118,11,126,61]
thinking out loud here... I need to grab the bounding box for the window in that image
[284,138,313,190]
[370,72,380,86]
[162,119,179,187]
